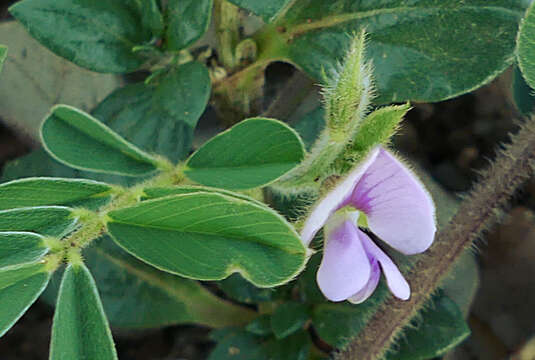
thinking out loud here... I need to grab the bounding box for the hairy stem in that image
[336,116,535,360]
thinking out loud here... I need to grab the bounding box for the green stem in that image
[212,58,271,124]
[335,116,535,360]
[42,164,257,327]
[214,0,240,70]
[211,22,290,123]
[94,247,256,328]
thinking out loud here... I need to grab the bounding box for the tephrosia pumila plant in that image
[1,0,535,359]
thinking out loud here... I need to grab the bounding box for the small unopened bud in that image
[323,30,374,138]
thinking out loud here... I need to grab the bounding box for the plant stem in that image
[335,116,535,360]
[214,0,240,70]
[211,22,289,124]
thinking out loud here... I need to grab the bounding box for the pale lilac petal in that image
[348,256,380,304]
[317,220,371,301]
[360,232,410,300]
[349,148,436,254]
[301,147,380,246]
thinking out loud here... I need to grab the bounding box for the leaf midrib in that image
[285,5,524,37]
[109,219,305,255]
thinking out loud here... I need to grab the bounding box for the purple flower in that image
[301,147,436,303]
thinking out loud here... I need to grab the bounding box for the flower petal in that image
[348,257,380,304]
[317,221,371,301]
[300,147,380,246]
[349,148,436,254]
[360,232,410,300]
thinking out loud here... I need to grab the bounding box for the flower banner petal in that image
[301,147,380,246]
[317,220,371,301]
[361,232,410,301]
[350,148,436,255]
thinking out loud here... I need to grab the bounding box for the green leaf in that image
[270,0,526,103]
[227,0,292,22]
[166,0,213,50]
[271,301,309,339]
[0,206,75,237]
[0,21,120,141]
[264,330,311,360]
[9,0,152,73]
[513,65,535,116]
[107,192,307,287]
[0,263,50,337]
[0,177,111,210]
[441,251,479,317]
[0,45,6,73]
[41,105,160,176]
[92,62,211,163]
[518,0,535,89]
[292,107,325,151]
[79,236,255,328]
[218,273,273,304]
[386,293,470,360]
[50,263,117,360]
[0,232,49,268]
[139,0,164,37]
[246,315,272,336]
[353,104,410,152]
[185,118,305,190]
[208,328,267,360]
[208,328,311,360]
[311,282,390,348]
[143,185,265,206]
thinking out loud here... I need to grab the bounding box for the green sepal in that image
[0,262,50,337]
[185,118,305,190]
[337,103,410,170]
[49,263,118,360]
[353,104,410,152]
[41,105,161,176]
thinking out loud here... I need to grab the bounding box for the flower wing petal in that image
[317,221,371,301]
[301,148,380,246]
[350,148,436,254]
[348,257,380,304]
[361,232,410,300]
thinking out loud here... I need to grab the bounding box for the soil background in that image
[1,1,534,359]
